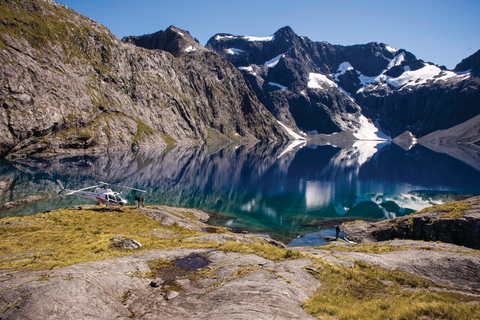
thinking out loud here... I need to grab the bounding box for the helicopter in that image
[56,180,146,210]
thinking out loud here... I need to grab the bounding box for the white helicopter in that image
[56,180,146,210]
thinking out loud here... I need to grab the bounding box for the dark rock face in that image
[455,49,480,76]
[0,0,285,159]
[207,26,480,141]
[122,25,204,57]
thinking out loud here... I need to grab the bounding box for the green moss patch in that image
[133,117,154,143]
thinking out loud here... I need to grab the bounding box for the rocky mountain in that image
[1,1,478,160]
[207,26,480,141]
[0,0,286,159]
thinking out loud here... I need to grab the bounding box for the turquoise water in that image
[1,141,479,244]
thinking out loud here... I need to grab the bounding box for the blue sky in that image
[57,0,480,69]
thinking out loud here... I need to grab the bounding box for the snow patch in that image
[353,115,390,140]
[387,52,405,69]
[308,73,337,89]
[184,46,196,53]
[356,57,471,92]
[244,35,274,42]
[215,35,235,41]
[263,53,285,68]
[277,121,306,140]
[215,34,275,42]
[238,66,254,73]
[384,45,398,54]
[333,62,354,80]
[268,82,288,90]
[387,64,442,87]
[225,48,245,55]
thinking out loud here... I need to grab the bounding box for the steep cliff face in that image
[207,26,480,140]
[0,0,285,159]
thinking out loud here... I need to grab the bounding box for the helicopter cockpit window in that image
[108,194,115,202]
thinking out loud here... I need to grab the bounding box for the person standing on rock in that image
[135,194,140,208]
[142,196,145,207]
[336,225,340,240]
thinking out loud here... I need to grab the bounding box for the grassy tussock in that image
[303,258,480,320]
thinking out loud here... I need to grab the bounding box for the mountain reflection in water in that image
[1,140,480,243]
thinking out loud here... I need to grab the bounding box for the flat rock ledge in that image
[341,196,480,249]
[0,248,320,320]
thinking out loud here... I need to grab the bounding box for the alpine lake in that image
[1,139,480,246]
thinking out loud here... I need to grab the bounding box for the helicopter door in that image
[107,194,116,203]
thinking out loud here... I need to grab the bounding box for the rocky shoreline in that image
[1,203,479,319]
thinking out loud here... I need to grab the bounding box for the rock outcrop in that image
[0,0,286,159]
[341,196,480,249]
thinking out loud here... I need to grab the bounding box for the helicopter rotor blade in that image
[117,185,147,193]
[65,184,104,194]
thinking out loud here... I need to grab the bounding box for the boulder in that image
[109,235,142,250]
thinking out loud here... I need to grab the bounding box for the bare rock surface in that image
[0,248,320,320]
[138,206,210,231]
[303,240,480,291]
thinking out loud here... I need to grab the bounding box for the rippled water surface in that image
[1,140,480,244]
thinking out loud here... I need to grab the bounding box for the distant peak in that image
[274,26,297,40]
[166,25,185,35]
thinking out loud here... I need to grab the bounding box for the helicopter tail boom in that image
[56,180,66,195]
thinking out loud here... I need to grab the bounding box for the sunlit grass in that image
[0,206,304,271]
[302,258,480,320]
[0,207,206,270]
[415,200,471,218]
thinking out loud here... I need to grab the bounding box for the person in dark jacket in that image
[135,194,140,208]
[336,225,340,240]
